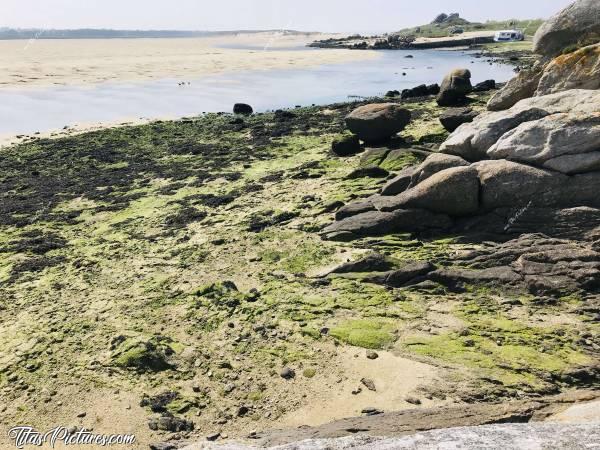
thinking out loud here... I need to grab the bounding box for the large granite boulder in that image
[442,89,600,161]
[436,69,473,106]
[536,44,600,95]
[409,153,469,186]
[487,112,600,174]
[345,104,411,143]
[375,166,480,216]
[473,160,566,210]
[533,0,600,56]
[487,67,543,112]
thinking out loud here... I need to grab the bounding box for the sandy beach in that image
[0,32,378,89]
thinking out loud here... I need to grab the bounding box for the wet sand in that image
[0,32,378,89]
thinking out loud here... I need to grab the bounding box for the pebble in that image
[405,396,422,405]
[206,432,220,442]
[280,367,296,379]
[366,350,379,360]
[361,378,376,391]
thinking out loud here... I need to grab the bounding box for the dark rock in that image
[381,167,416,196]
[429,267,522,289]
[361,378,376,391]
[150,443,177,450]
[437,69,472,106]
[237,406,250,417]
[335,201,376,220]
[233,103,253,115]
[473,80,496,92]
[148,415,194,433]
[386,90,401,97]
[345,104,411,143]
[427,84,441,95]
[332,135,361,156]
[329,253,396,274]
[322,209,453,240]
[401,84,430,99]
[280,367,296,379]
[206,433,221,442]
[405,396,422,405]
[362,261,436,287]
[346,166,390,179]
[366,351,379,360]
[361,407,384,415]
[439,107,479,132]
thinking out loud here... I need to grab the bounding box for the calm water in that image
[0,49,515,137]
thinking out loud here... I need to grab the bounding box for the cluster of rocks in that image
[324,88,600,241]
[325,0,600,245]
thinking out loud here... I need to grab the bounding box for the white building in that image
[494,30,525,42]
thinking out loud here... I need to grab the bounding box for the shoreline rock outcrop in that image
[323,89,600,241]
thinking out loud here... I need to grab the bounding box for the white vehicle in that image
[494,30,525,42]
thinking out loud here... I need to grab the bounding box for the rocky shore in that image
[0,1,598,449]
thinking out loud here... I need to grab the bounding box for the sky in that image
[2,0,574,34]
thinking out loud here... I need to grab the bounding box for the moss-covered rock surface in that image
[0,91,597,447]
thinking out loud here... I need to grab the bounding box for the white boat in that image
[494,30,525,42]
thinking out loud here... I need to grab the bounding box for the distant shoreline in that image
[0,28,320,40]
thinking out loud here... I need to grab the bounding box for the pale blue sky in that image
[3,0,573,33]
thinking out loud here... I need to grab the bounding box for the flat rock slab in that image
[184,424,600,450]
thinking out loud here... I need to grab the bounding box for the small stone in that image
[360,378,376,391]
[351,387,362,395]
[405,396,422,405]
[361,407,383,415]
[206,432,221,442]
[76,412,86,418]
[366,351,379,360]
[237,406,250,417]
[280,367,296,379]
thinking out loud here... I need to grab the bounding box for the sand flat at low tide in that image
[0,32,378,89]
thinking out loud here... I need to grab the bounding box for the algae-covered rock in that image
[536,43,600,95]
[113,337,175,372]
[345,104,411,143]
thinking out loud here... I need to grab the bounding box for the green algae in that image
[330,319,397,349]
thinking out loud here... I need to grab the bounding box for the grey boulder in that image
[487,67,543,112]
[442,89,600,162]
[321,209,452,239]
[487,112,600,173]
[409,153,469,186]
[533,0,600,56]
[376,166,480,216]
[345,104,411,143]
[436,69,473,106]
[536,43,600,95]
[473,160,566,211]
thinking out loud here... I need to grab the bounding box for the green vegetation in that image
[0,89,596,437]
[396,18,544,39]
[330,319,397,349]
